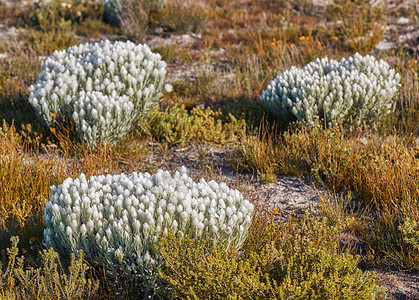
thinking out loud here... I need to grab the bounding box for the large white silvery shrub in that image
[28,40,172,147]
[261,53,401,127]
[44,167,254,296]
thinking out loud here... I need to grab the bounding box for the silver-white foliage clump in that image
[28,40,172,146]
[44,167,254,295]
[261,53,401,126]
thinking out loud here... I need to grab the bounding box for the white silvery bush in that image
[28,39,172,147]
[44,167,254,297]
[261,53,401,127]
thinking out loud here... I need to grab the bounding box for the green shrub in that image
[152,0,208,34]
[0,236,98,299]
[138,104,246,146]
[103,0,166,26]
[366,204,419,271]
[155,230,276,299]
[30,0,74,33]
[19,29,81,56]
[269,215,386,299]
[155,212,386,299]
[400,217,419,250]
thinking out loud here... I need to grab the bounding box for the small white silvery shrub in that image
[261,53,401,127]
[44,167,254,295]
[28,39,172,147]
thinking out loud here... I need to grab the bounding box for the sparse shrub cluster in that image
[328,0,387,52]
[152,0,208,34]
[154,229,277,299]
[139,104,246,146]
[1,0,111,55]
[103,0,167,25]
[0,237,98,300]
[232,129,280,183]
[367,209,419,271]
[261,53,401,127]
[153,213,386,299]
[102,0,207,41]
[234,122,419,270]
[28,40,172,147]
[44,167,254,297]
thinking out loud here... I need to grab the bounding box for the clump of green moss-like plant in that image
[154,211,386,299]
[0,236,99,299]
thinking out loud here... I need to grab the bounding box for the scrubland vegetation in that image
[0,0,418,298]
